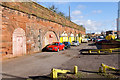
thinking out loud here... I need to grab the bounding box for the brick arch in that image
[59,31,64,36]
[13,28,26,56]
[42,30,59,40]
[42,30,58,48]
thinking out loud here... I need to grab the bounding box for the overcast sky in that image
[38,2,118,34]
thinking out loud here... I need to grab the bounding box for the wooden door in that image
[13,28,26,56]
[16,36,23,55]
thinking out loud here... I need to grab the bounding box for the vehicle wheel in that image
[63,47,65,50]
[57,48,59,52]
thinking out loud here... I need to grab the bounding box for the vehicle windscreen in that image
[63,42,68,44]
[52,43,58,45]
[98,36,104,39]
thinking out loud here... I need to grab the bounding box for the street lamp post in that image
[117,1,120,39]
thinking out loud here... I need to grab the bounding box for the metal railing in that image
[99,63,119,73]
[88,48,120,54]
[51,66,78,78]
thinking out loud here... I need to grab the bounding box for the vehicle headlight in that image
[54,47,57,49]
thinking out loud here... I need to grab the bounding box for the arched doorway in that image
[43,31,58,47]
[13,28,26,56]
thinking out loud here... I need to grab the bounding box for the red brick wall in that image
[1,3,85,57]
[1,2,85,31]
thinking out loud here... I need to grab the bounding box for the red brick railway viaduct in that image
[0,2,85,58]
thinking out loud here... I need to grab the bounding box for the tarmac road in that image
[2,42,91,79]
[2,42,119,79]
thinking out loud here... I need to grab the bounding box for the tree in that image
[49,5,70,20]
[49,5,58,13]
[58,12,65,17]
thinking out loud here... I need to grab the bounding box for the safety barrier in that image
[27,78,33,80]
[51,66,78,78]
[99,63,117,73]
[27,66,78,80]
[88,48,120,54]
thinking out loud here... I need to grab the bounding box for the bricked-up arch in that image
[13,28,26,56]
[43,31,58,48]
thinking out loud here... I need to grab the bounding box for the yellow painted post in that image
[27,78,33,80]
[60,37,63,43]
[51,68,57,78]
[74,66,78,74]
[88,50,91,53]
[109,50,112,53]
[79,37,81,43]
[69,37,71,43]
[97,50,100,53]
[99,67,102,73]
[103,66,106,73]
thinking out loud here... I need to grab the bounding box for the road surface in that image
[2,42,119,79]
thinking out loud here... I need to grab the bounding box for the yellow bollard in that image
[27,78,33,80]
[103,66,106,73]
[51,68,58,78]
[51,68,71,78]
[99,67,102,73]
[97,50,100,53]
[109,50,112,53]
[74,66,78,74]
[88,50,91,53]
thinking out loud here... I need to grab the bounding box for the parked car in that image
[42,44,50,52]
[72,41,79,46]
[95,36,105,42]
[82,38,88,43]
[92,38,96,42]
[46,42,65,52]
[87,38,91,41]
[62,42,71,49]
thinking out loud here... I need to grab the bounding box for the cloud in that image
[72,10,82,15]
[77,5,86,9]
[71,9,115,33]
[73,18,117,33]
[71,10,83,20]
[72,19,103,33]
[92,10,102,14]
[54,2,69,4]
[71,15,84,20]
[83,20,99,31]
[114,27,117,31]
[71,10,110,33]
[79,16,84,18]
